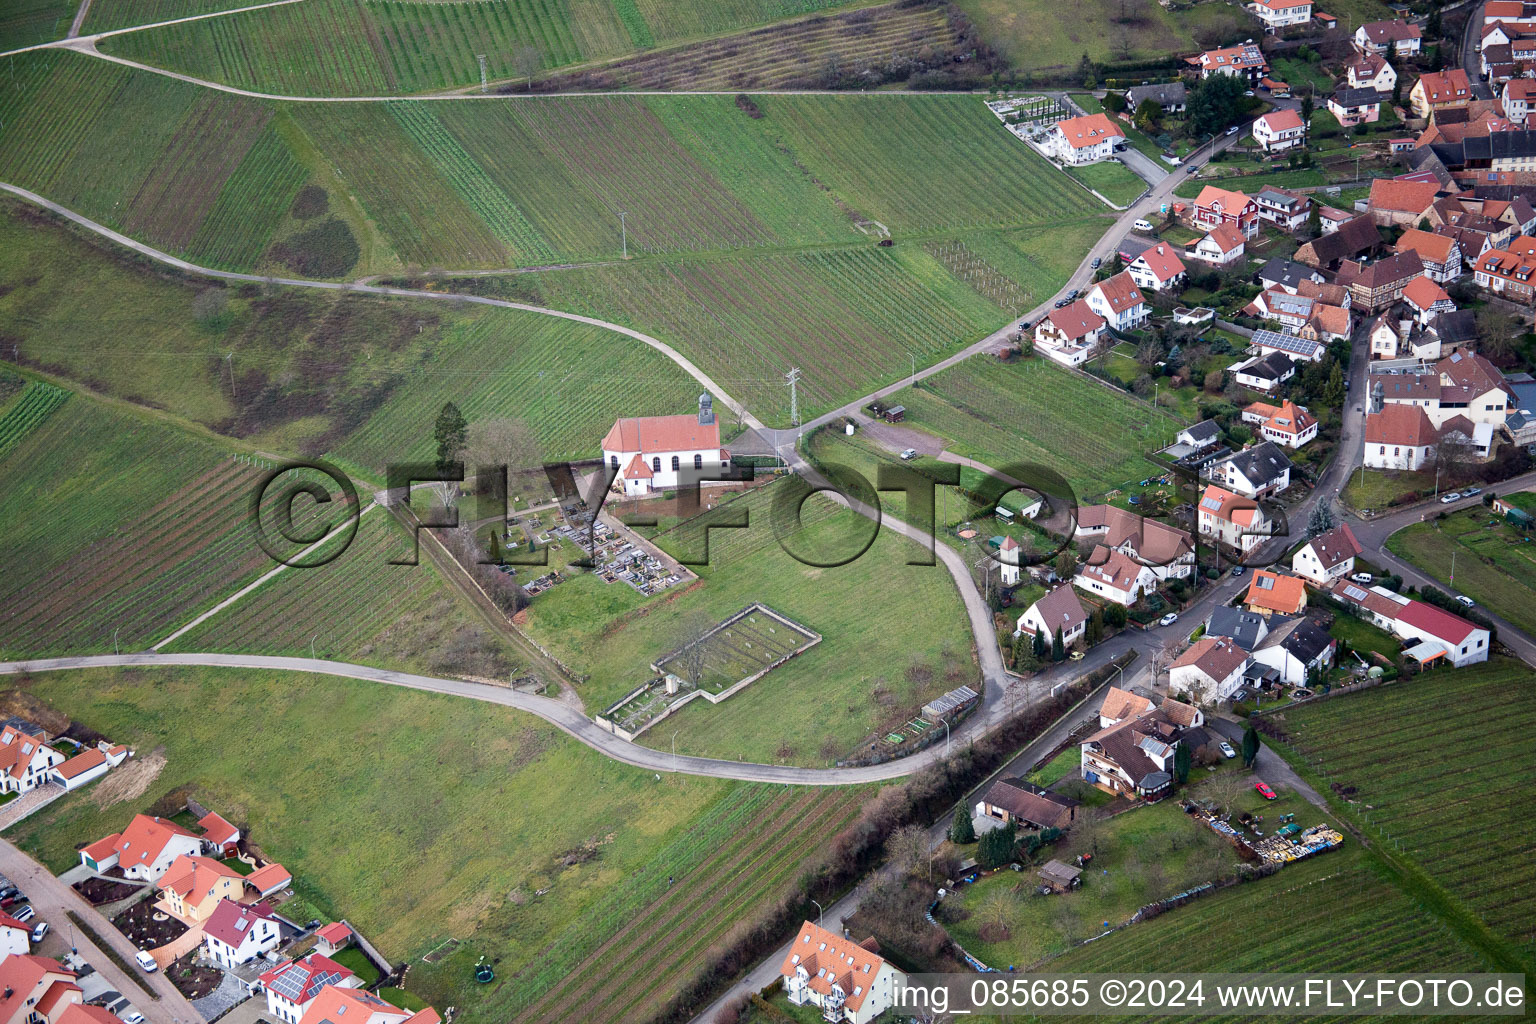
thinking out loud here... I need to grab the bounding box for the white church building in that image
[603,395,731,497]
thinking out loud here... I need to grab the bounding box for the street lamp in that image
[810,898,824,929]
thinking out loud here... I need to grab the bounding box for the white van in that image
[134,950,159,973]
[1133,218,1154,232]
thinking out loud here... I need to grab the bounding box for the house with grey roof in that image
[1124,81,1187,113]
[1202,441,1293,498]
[1206,606,1271,651]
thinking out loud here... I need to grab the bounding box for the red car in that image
[1254,782,1277,800]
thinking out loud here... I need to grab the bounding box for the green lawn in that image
[331,946,381,986]
[1270,56,1335,95]
[1066,160,1147,208]
[1341,467,1437,512]
[1387,510,1536,634]
[522,481,978,765]
[946,782,1239,967]
[1026,749,1079,787]
[884,354,1182,500]
[3,666,869,1024]
[1327,611,1402,663]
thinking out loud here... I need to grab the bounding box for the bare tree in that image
[980,888,1014,933]
[673,611,715,690]
[466,416,540,476]
[886,823,930,877]
[511,45,543,90]
[1210,771,1246,819]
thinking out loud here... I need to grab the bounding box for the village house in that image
[1299,301,1353,344]
[1169,636,1251,704]
[1368,179,1441,229]
[198,811,241,856]
[1198,484,1270,553]
[1347,52,1397,93]
[314,922,354,957]
[0,916,28,959]
[1187,44,1270,84]
[1081,691,1202,800]
[1402,275,1457,324]
[1034,300,1106,367]
[48,744,128,792]
[1072,504,1196,580]
[1085,270,1150,331]
[1016,585,1090,649]
[975,778,1078,831]
[203,899,283,968]
[296,987,440,1024]
[158,854,247,923]
[1395,231,1463,283]
[0,955,82,1024]
[1250,327,1325,363]
[1252,188,1312,231]
[1291,523,1363,585]
[603,395,730,498]
[1244,569,1309,617]
[1252,109,1307,152]
[1250,0,1312,30]
[1327,581,1490,666]
[262,953,362,1024]
[1327,87,1383,127]
[1189,185,1261,238]
[1338,251,1425,312]
[1126,243,1188,292]
[1410,70,1473,119]
[1297,215,1381,270]
[1207,606,1272,653]
[1250,616,1337,684]
[0,725,63,796]
[1188,222,1246,266]
[1355,18,1422,55]
[1243,287,1319,332]
[1241,399,1319,448]
[1203,441,1293,498]
[81,814,206,881]
[1231,351,1297,393]
[1046,113,1125,165]
[1074,548,1159,606]
[781,921,904,1024]
[1124,82,1187,114]
[1502,79,1536,126]
[1373,350,1514,428]
[1258,257,1325,293]
[1474,241,1536,301]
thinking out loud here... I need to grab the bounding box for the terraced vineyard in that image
[1276,660,1536,950]
[1049,859,1494,999]
[503,783,868,1024]
[100,0,872,95]
[0,380,70,461]
[0,0,70,51]
[891,354,1180,499]
[81,0,260,33]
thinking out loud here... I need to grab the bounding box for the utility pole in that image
[112,628,119,655]
[619,211,628,259]
[786,367,802,441]
[225,352,237,404]
[477,54,488,93]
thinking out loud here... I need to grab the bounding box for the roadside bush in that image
[290,185,329,220]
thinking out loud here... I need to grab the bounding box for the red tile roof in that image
[1205,221,1246,253]
[1132,244,1187,282]
[261,953,356,1007]
[1100,685,1155,723]
[297,985,436,1024]
[1396,229,1457,264]
[1199,484,1260,526]
[1396,599,1482,644]
[157,854,243,900]
[1257,109,1305,133]
[1245,570,1309,614]
[602,414,720,455]
[1365,403,1437,447]
[1054,112,1124,149]
[1173,636,1250,680]
[780,921,888,1014]
[52,748,105,780]
[199,812,240,846]
[1370,178,1441,214]
[1194,185,1255,217]
[0,725,54,781]
[113,814,199,870]
[247,861,293,893]
[1402,274,1452,310]
[1090,270,1145,314]
[80,832,120,863]
[204,898,278,948]
[1044,300,1106,340]
[1417,69,1472,105]
[0,911,29,933]
[57,1006,125,1024]
[316,921,353,944]
[1307,523,1363,569]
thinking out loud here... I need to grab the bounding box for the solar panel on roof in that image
[1200,496,1222,511]
[1343,584,1368,600]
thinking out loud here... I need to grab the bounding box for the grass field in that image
[1386,509,1536,634]
[0,205,712,463]
[1,666,866,1023]
[0,0,71,50]
[521,482,977,764]
[884,354,1181,500]
[1275,659,1536,953]
[653,605,819,691]
[1066,160,1148,208]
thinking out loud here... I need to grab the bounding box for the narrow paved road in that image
[1461,0,1494,101]
[1207,717,1326,809]
[0,839,202,1021]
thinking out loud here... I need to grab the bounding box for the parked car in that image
[0,893,25,909]
[29,922,48,944]
[899,448,917,461]
[12,905,34,923]
[134,950,158,973]
[1069,650,1085,662]
[1225,124,1240,134]
[1455,595,1476,607]
[1231,689,1248,703]
[123,1013,145,1024]
[1230,564,1245,577]
[1159,612,1179,627]
[1219,741,1236,759]
[1255,781,1277,800]
[1065,288,1080,301]
[1054,297,1071,308]
[1440,492,1461,504]
[1350,572,1373,584]
[1463,486,1482,497]
[1186,164,1199,173]
[1090,256,1102,268]
[1133,218,1155,232]
[0,887,17,902]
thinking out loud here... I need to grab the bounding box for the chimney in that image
[697,392,714,426]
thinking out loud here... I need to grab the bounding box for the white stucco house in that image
[1291,523,1363,585]
[603,395,731,497]
[1016,586,1090,649]
[203,899,283,968]
[780,921,905,1024]
[1045,113,1125,165]
[1169,636,1250,704]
